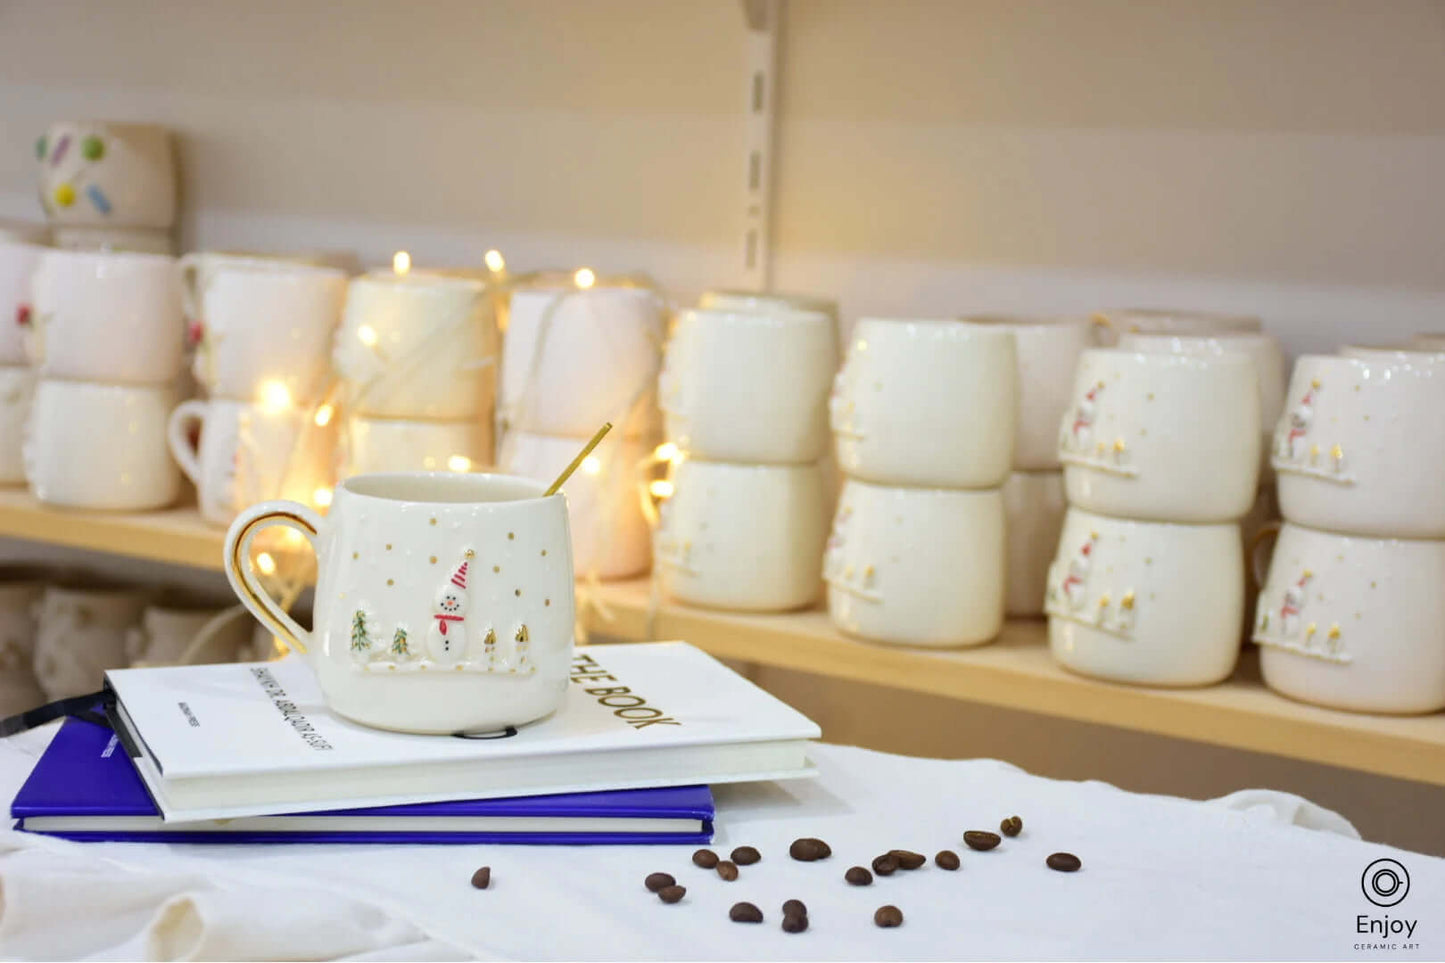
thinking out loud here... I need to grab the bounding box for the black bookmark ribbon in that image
[0,690,113,738]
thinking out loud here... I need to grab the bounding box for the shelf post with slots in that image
[739,0,780,290]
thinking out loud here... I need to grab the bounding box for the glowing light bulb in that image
[581,455,602,476]
[258,380,293,413]
[313,487,333,508]
[357,325,379,347]
[447,454,472,472]
[484,249,505,273]
[574,267,596,289]
[393,250,411,275]
[654,442,678,462]
[649,479,674,499]
[255,552,277,575]
[313,403,335,427]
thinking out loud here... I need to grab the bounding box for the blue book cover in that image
[13,719,714,845]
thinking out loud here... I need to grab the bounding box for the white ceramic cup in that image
[826,479,1005,647]
[962,315,1095,470]
[126,602,256,667]
[0,367,35,485]
[0,221,48,245]
[0,573,47,715]
[831,319,1016,489]
[502,430,652,580]
[169,398,337,527]
[1272,352,1445,538]
[35,122,176,229]
[501,286,664,438]
[26,380,181,510]
[655,459,827,612]
[661,307,836,464]
[1002,470,1067,618]
[335,273,499,420]
[0,241,46,365]
[181,250,358,316]
[341,415,493,478]
[1059,348,1260,523]
[1253,522,1445,714]
[33,585,148,700]
[27,249,184,384]
[698,289,838,321]
[225,472,576,733]
[1047,507,1243,686]
[52,226,174,255]
[1092,308,1261,346]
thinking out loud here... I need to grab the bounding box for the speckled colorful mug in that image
[224,472,576,733]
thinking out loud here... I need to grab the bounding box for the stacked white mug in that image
[0,223,48,486]
[826,319,1016,646]
[1253,343,1445,714]
[498,283,664,581]
[34,121,177,254]
[169,252,348,526]
[652,292,837,610]
[1046,314,1263,686]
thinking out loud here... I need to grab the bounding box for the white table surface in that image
[0,723,1440,961]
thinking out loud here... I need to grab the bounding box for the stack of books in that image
[12,642,820,845]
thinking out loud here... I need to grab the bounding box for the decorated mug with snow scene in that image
[223,472,576,733]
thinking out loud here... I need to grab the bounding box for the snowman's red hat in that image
[451,561,469,589]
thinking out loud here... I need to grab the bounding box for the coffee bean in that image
[730,901,764,923]
[1000,815,1023,837]
[781,913,809,933]
[731,845,761,865]
[963,830,1002,851]
[874,905,904,928]
[890,849,926,870]
[845,865,873,886]
[935,850,960,870]
[692,848,719,868]
[871,853,899,876]
[782,899,807,917]
[789,837,831,861]
[658,884,687,903]
[644,872,676,893]
[716,860,739,881]
[1047,852,1082,872]
[470,866,491,889]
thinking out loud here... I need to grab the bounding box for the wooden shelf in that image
[0,489,224,571]
[582,578,1445,787]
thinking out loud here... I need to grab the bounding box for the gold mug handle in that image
[1248,520,1283,590]
[222,500,322,656]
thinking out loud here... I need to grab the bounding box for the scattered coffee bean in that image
[730,901,764,923]
[964,830,1002,851]
[716,860,739,881]
[692,848,719,869]
[1000,815,1023,837]
[644,871,676,893]
[935,849,960,870]
[731,845,761,865]
[845,865,874,886]
[470,866,491,889]
[782,899,807,917]
[874,905,904,928]
[1047,852,1082,872]
[890,849,926,870]
[789,837,831,861]
[782,913,809,933]
[871,853,899,876]
[658,884,687,903]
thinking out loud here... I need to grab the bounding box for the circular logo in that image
[1362,858,1410,907]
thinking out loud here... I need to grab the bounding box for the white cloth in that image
[0,725,1439,961]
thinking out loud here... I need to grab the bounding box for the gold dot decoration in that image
[352,552,359,560]
[541,549,547,556]
[429,556,437,564]
[514,588,521,597]
[508,532,515,540]
[465,549,475,559]
[545,598,551,607]
[387,579,394,586]
[493,565,501,573]
[430,517,438,526]
[385,543,392,551]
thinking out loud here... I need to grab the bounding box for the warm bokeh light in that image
[649,479,674,499]
[313,403,335,427]
[484,249,505,273]
[393,250,411,275]
[255,552,277,575]
[581,454,602,476]
[257,380,293,413]
[447,454,472,472]
[313,487,333,508]
[574,267,596,289]
[654,442,678,462]
[357,325,379,347]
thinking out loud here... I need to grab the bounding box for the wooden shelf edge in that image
[0,489,225,571]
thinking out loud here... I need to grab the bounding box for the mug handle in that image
[176,252,205,321]
[223,500,322,657]
[1248,520,1283,590]
[166,399,207,485]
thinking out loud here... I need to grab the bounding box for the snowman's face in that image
[437,589,466,614]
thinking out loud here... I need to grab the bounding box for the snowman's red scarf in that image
[434,614,464,635]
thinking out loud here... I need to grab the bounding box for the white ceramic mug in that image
[655,459,827,612]
[33,585,148,700]
[26,380,181,510]
[169,398,337,527]
[698,289,838,321]
[500,286,664,438]
[1092,308,1261,346]
[0,241,45,365]
[1253,522,1445,714]
[126,602,255,667]
[52,226,174,255]
[831,319,1016,489]
[1002,470,1067,618]
[27,249,184,384]
[1272,352,1445,538]
[0,367,35,485]
[661,307,836,464]
[184,257,348,404]
[1059,348,1260,523]
[0,221,47,245]
[335,273,499,420]
[502,430,652,580]
[224,472,576,733]
[341,415,493,478]
[36,122,176,229]
[1047,507,1243,686]
[0,573,47,715]
[962,315,1095,470]
[181,250,358,317]
[826,479,1005,647]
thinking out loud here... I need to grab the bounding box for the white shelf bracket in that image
[739,0,780,290]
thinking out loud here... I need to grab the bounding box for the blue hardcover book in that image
[13,719,714,845]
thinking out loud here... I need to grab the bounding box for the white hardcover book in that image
[104,642,820,821]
